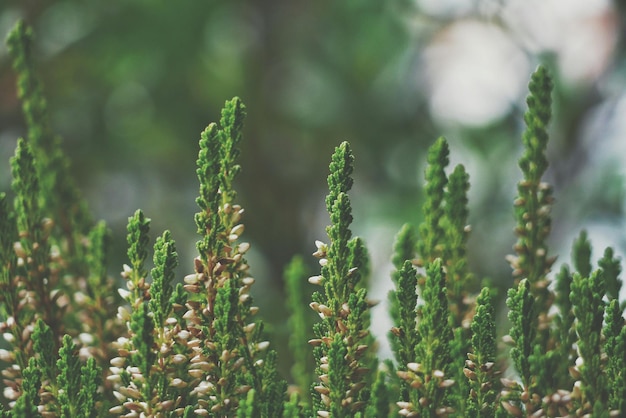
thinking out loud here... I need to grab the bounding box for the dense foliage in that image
[0,20,624,418]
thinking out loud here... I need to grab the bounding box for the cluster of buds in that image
[463,352,500,415]
[182,199,270,414]
[0,322,30,403]
[0,224,59,403]
[500,381,588,418]
[312,341,370,417]
[107,314,192,416]
[119,263,151,309]
[499,377,545,417]
[183,202,254,320]
[308,240,328,287]
[510,181,556,297]
[396,362,455,417]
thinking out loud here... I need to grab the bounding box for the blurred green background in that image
[1,0,626,365]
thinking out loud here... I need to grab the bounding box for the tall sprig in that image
[5,21,119,384]
[0,139,63,397]
[309,142,374,417]
[6,20,91,259]
[508,65,555,315]
[417,137,449,266]
[502,66,559,415]
[182,98,284,415]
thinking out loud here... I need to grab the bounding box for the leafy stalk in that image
[571,270,608,414]
[417,137,449,266]
[508,65,555,312]
[604,299,626,414]
[310,142,374,417]
[502,279,536,415]
[6,20,91,263]
[388,223,418,371]
[182,97,282,415]
[397,259,454,417]
[598,247,622,303]
[465,287,498,418]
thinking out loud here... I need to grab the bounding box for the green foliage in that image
[57,335,88,417]
[413,259,454,417]
[1,20,625,418]
[510,66,555,305]
[6,20,90,254]
[571,270,608,413]
[149,230,178,332]
[390,260,420,369]
[309,141,375,417]
[13,358,41,417]
[599,247,623,303]
[417,136,449,265]
[125,209,151,303]
[388,224,419,376]
[442,164,472,326]
[604,299,626,412]
[507,279,536,391]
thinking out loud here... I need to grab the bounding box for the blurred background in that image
[1,0,626,365]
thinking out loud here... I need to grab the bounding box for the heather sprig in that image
[388,223,418,367]
[441,164,473,328]
[598,247,622,303]
[508,65,556,309]
[309,141,374,417]
[440,163,473,414]
[396,258,454,418]
[122,209,151,309]
[501,65,563,416]
[9,139,57,339]
[78,358,101,418]
[195,122,224,261]
[570,269,608,414]
[6,23,119,383]
[218,97,246,204]
[149,231,178,334]
[572,230,592,278]
[604,299,626,413]
[465,287,498,418]
[389,260,420,374]
[553,264,577,390]
[502,279,536,415]
[325,141,354,214]
[178,97,282,415]
[194,97,247,264]
[19,320,102,417]
[32,318,58,388]
[391,223,417,273]
[109,225,191,416]
[57,334,101,418]
[12,358,40,416]
[10,138,58,336]
[6,20,91,257]
[0,193,26,372]
[417,137,449,266]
